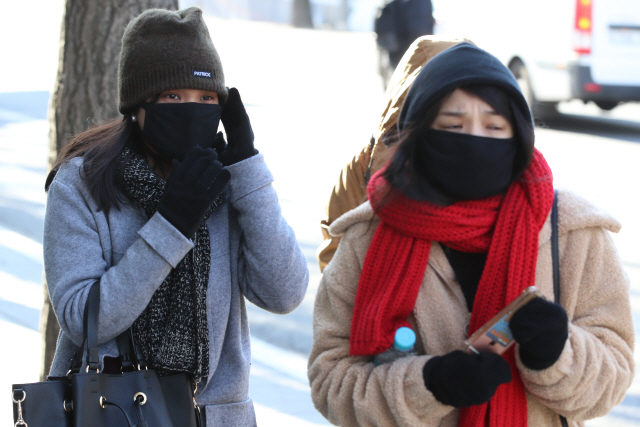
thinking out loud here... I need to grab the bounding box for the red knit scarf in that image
[350,149,553,427]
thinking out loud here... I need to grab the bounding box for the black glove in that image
[423,350,512,407]
[219,87,257,166]
[157,146,230,239]
[510,298,568,370]
[211,131,227,157]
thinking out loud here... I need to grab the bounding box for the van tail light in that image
[584,83,602,92]
[574,0,593,54]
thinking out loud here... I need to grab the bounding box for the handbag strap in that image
[68,281,139,374]
[129,328,149,369]
[73,280,149,373]
[115,328,149,371]
[116,331,135,371]
[67,281,101,373]
[551,190,569,427]
[84,281,101,372]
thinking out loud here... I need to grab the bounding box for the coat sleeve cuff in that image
[393,356,455,421]
[137,212,194,268]
[225,153,273,203]
[516,333,574,385]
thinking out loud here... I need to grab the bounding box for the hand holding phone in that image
[465,287,543,355]
[510,297,568,370]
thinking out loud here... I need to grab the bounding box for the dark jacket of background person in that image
[375,0,435,69]
[317,36,472,272]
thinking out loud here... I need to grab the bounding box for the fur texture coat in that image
[308,189,634,427]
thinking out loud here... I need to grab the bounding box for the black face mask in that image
[141,102,221,161]
[418,128,517,201]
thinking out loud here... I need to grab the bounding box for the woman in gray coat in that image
[43,7,309,426]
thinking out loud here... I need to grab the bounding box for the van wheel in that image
[510,60,558,120]
[594,101,618,111]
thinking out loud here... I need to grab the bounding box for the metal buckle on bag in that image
[134,392,147,405]
[12,389,27,427]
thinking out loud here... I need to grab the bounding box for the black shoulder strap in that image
[551,190,569,427]
[551,189,561,305]
[84,281,101,372]
[116,331,135,371]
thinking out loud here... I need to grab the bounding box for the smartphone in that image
[465,286,543,355]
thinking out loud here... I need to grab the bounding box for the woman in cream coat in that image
[308,43,633,427]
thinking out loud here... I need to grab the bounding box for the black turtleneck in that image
[441,245,487,311]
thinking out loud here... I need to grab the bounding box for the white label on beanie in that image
[193,70,212,78]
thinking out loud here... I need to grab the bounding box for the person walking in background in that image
[308,43,633,426]
[317,35,471,272]
[43,7,308,426]
[374,0,435,87]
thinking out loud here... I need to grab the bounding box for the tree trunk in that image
[292,0,313,28]
[41,0,178,381]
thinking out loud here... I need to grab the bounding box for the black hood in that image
[397,43,532,131]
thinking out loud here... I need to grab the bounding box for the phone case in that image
[465,286,543,355]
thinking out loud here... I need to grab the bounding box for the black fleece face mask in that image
[142,102,221,161]
[419,128,517,200]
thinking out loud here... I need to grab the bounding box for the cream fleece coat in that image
[308,190,634,427]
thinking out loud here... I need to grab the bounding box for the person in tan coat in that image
[308,43,634,427]
[317,35,472,272]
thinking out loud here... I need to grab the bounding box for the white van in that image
[432,0,640,115]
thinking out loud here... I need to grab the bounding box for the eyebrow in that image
[439,110,502,117]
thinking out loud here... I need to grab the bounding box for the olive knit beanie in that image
[117,7,226,114]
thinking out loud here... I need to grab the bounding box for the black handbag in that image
[12,281,202,427]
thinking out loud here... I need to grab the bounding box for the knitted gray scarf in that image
[117,146,224,382]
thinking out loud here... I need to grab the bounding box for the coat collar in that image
[331,189,621,246]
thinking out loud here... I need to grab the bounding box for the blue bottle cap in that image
[393,327,416,352]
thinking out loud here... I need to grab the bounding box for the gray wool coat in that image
[44,153,309,426]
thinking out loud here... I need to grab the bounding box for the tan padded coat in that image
[317,35,473,271]
[308,190,634,427]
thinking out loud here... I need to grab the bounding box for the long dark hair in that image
[382,84,535,206]
[45,114,142,213]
